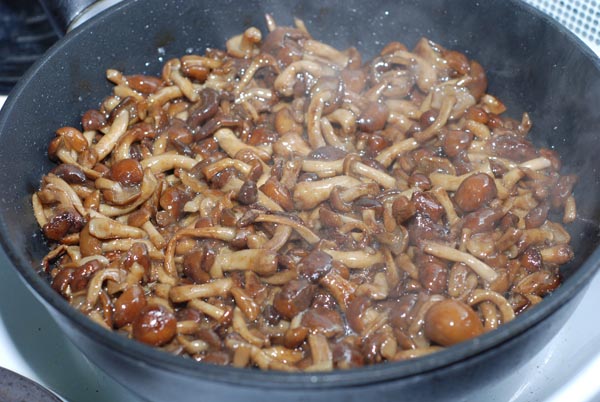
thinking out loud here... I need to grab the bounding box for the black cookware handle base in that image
[38,0,98,35]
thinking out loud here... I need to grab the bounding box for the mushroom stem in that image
[142,221,166,249]
[113,84,144,101]
[304,40,348,68]
[519,157,552,171]
[375,138,420,167]
[293,175,361,210]
[188,299,227,321]
[261,224,293,252]
[306,90,329,149]
[113,127,146,162]
[233,307,266,347]
[422,241,499,282]
[164,226,238,276]
[231,287,261,321]
[413,95,456,142]
[275,60,328,97]
[429,171,470,192]
[85,268,124,308]
[235,54,279,97]
[393,346,443,361]
[320,118,347,149]
[169,60,199,101]
[356,272,389,300]
[222,176,284,212]
[141,154,199,174]
[44,174,87,216]
[95,177,140,205]
[347,158,397,189]
[54,148,102,179]
[301,159,343,178]
[468,289,515,324]
[254,213,320,244]
[169,278,233,302]
[464,119,490,140]
[93,110,129,162]
[202,158,253,180]
[214,128,272,161]
[99,169,158,217]
[210,249,278,278]
[273,133,312,158]
[32,193,48,227]
[502,168,526,192]
[88,217,147,239]
[563,196,576,224]
[326,108,356,137]
[147,86,183,106]
[101,239,164,260]
[306,333,333,371]
[387,50,437,93]
[322,249,384,269]
[540,244,573,264]
[337,182,380,203]
[319,272,356,311]
[431,187,459,226]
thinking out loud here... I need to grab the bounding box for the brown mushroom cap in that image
[33,16,575,372]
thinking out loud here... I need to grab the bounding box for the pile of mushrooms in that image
[33,16,576,371]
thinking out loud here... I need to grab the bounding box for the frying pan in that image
[1,0,600,401]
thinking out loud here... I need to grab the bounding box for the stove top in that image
[1,1,600,401]
[0,0,58,94]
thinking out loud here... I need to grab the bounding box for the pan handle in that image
[39,0,121,35]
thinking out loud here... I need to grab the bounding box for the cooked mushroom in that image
[274,60,330,97]
[169,278,233,303]
[141,154,199,174]
[34,16,577,372]
[93,110,130,161]
[87,217,147,239]
[422,241,499,283]
[293,175,361,210]
[210,249,278,278]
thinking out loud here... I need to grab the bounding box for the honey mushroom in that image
[33,14,577,371]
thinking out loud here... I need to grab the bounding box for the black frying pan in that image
[1,0,600,401]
